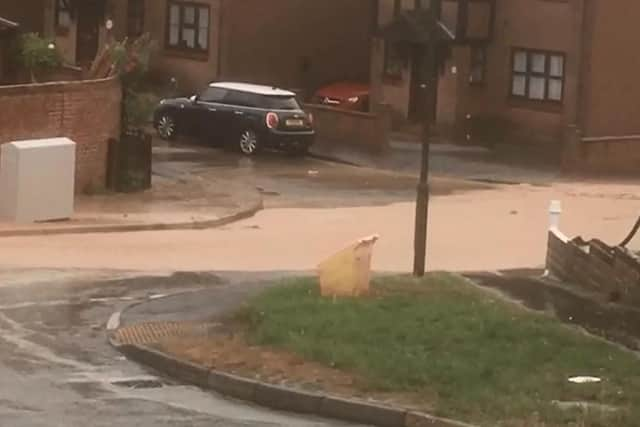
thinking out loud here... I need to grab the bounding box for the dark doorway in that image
[408,48,430,123]
[127,0,145,38]
[76,0,103,65]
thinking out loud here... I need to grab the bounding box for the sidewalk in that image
[0,170,262,237]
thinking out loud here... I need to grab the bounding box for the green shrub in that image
[110,34,158,132]
[15,33,62,82]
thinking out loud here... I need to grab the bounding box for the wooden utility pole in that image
[413,0,442,276]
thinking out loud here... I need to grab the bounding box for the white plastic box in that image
[0,138,76,223]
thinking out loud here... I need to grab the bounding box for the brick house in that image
[0,0,47,83]
[41,0,374,95]
[0,0,45,35]
[0,17,20,83]
[371,0,640,173]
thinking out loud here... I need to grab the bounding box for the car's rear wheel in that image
[239,129,259,155]
[157,114,177,140]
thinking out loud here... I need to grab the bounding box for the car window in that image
[223,91,260,107]
[261,96,301,110]
[199,87,227,103]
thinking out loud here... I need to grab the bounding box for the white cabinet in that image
[0,138,76,223]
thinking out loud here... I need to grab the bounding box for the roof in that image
[209,82,295,97]
[0,16,19,32]
[377,10,454,44]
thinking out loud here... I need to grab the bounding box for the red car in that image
[312,82,370,112]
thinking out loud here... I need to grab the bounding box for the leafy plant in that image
[14,33,62,82]
[123,91,159,130]
[110,34,158,132]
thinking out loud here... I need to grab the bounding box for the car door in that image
[192,87,228,143]
[220,90,261,138]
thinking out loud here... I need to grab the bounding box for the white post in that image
[549,200,562,231]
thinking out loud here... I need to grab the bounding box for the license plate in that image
[286,119,304,127]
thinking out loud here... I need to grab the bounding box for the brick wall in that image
[562,137,640,175]
[546,229,640,304]
[0,77,121,192]
[304,104,390,152]
[220,0,373,96]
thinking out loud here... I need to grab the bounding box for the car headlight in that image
[347,96,360,103]
[159,99,166,105]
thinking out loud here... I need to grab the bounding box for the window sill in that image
[163,48,210,62]
[508,96,563,113]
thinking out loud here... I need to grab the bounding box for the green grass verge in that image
[242,274,640,427]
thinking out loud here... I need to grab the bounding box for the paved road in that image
[0,270,362,427]
[3,141,640,273]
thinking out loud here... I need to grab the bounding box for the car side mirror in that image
[189,95,198,103]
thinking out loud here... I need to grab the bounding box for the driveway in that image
[151,139,490,209]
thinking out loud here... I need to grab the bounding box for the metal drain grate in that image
[112,321,205,346]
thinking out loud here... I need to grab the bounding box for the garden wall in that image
[546,229,640,304]
[0,76,121,192]
[562,135,640,175]
[304,104,390,152]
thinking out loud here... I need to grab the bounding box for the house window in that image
[511,48,565,102]
[127,0,145,38]
[166,1,210,53]
[55,0,72,30]
[469,45,486,84]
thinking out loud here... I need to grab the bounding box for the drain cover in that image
[112,321,203,345]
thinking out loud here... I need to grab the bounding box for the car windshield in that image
[261,95,301,110]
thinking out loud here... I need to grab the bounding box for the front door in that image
[408,48,430,123]
[76,0,102,65]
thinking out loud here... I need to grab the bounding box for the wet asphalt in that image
[0,270,362,427]
[151,138,491,210]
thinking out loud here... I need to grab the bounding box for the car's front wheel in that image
[157,114,177,140]
[239,129,260,156]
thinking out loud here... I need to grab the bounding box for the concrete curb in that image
[112,340,477,427]
[0,199,263,238]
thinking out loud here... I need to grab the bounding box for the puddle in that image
[466,272,640,351]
